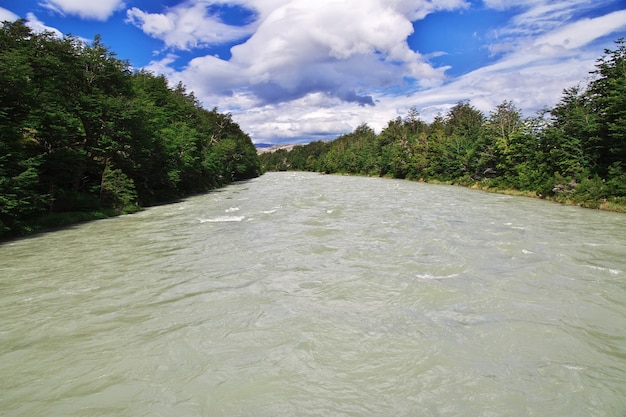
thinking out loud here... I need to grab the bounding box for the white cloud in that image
[232,93,376,143]
[40,0,125,21]
[0,7,19,22]
[126,2,256,50]
[24,13,63,37]
[157,0,470,111]
[536,9,626,49]
[1,8,73,40]
[380,7,626,124]
[143,54,180,80]
[488,0,620,40]
[136,0,626,144]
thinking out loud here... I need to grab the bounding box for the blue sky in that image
[2,0,625,145]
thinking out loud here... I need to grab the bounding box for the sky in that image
[1,1,626,145]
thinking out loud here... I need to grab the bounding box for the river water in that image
[1,171,625,416]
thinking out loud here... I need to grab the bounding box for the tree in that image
[481,100,525,179]
[588,38,626,192]
[0,21,48,231]
[427,102,484,180]
[0,21,261,238]
[545,86,597,179]
[257,40,626,210]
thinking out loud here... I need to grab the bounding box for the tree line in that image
[261,39,626,211]
[1,20,261,238]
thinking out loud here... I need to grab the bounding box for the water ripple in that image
[1,172,626,416]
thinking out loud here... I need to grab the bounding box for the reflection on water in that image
[1,172,626,416]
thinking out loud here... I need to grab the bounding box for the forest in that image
[260,39,626,212]
[1,20,261,238]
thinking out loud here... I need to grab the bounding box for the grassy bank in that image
[466,182,626,213]
[326,173,626,213]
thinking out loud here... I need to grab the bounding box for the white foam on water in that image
[416,273,460,280]
[586,264,622,275]
[199,216,245,223]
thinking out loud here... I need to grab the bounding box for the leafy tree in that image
[426,102,484,180]
[403,108,431,180]
[481,100,524,178]
[502,113,551,193]
[544,86,596,179]
[100,164,138,211]
[588,38,626,191]
[0,20,260,238]
[378,117,409,178]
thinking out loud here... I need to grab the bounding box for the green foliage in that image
[606,162,626,196]
[589,38,626,175]
[260,148,291,172]
[0,20,260,238]
[481,100,524,178]
[260,39,626,211]
[100,165,138,212]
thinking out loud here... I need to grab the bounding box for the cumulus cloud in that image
[133,0,625,144]
[40,0,125,21]
[232,92,383,143]
[126,2,256,50]
[143,54,180,80]
[143,0,469,111]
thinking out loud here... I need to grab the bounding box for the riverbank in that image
[0,208,133,242]
[448,179,626,213]
[304,171,626,214]
[4,171,624,242]
[370,174,626,213]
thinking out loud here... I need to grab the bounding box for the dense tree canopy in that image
[0,20,260,237]
[261,39,626,210]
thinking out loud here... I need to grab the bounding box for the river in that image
[1,171,625,416]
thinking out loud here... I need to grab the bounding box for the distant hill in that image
[256,144,296,154]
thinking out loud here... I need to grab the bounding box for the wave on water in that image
[4,172,626,417]
[199,216,245,223]
[586,264,622,275]
[416,273,460,280]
